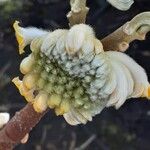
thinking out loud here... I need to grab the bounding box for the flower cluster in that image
[13,21,150,125]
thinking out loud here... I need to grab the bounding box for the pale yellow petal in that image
[13,21,26,54]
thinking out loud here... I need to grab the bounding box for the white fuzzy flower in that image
[13,21,150,126]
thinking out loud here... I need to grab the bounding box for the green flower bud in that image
[75,99,84,106]
[61,76,67,84]
[34,64,43,73]
[41,70,48,80]
[82,97,89,102]
[48,75,56,83]
[37,59,44,66]
[55,85,64,94]
[44,83,54,94]
[37,78,46,89]
[76,87,84,95]
[74,92,81,99]
[52,69,57,75]
[84,103,91,109]
[63,93,71,99]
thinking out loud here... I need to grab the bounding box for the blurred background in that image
[0,0,150,149]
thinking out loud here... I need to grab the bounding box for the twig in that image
[0,103,47,150]
[69,132,76,150]
[75,134,96,150]
[67,0,89,27]
[101,12,150,52]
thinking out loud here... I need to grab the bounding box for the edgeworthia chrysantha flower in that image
[107,0,134,11]
[12,21,150,125]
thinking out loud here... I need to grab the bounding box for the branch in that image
[0,103,47,150]
[75,134,96,150]
[101,12,150,52]
[67,0,89,27]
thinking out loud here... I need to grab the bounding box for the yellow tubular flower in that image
[148,86,150,99]
[142,85,150,99]
[13,21,26,54]
[55,100,70,116]
[12,77,35,102]
[12,77,27,97]
[13,21,48,54]
[47,94,62,109]
[33,91,48,113]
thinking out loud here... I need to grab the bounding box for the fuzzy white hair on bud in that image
[41,29,68,56]
[65,24,95,55]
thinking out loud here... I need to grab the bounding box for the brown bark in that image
[101,12,150,52]
[67,0,89,27]
[101,25,144,52]
[0,103,47,150]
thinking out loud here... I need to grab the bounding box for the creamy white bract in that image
[107,0,134,11]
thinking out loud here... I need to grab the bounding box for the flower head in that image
[13,22,150,125]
